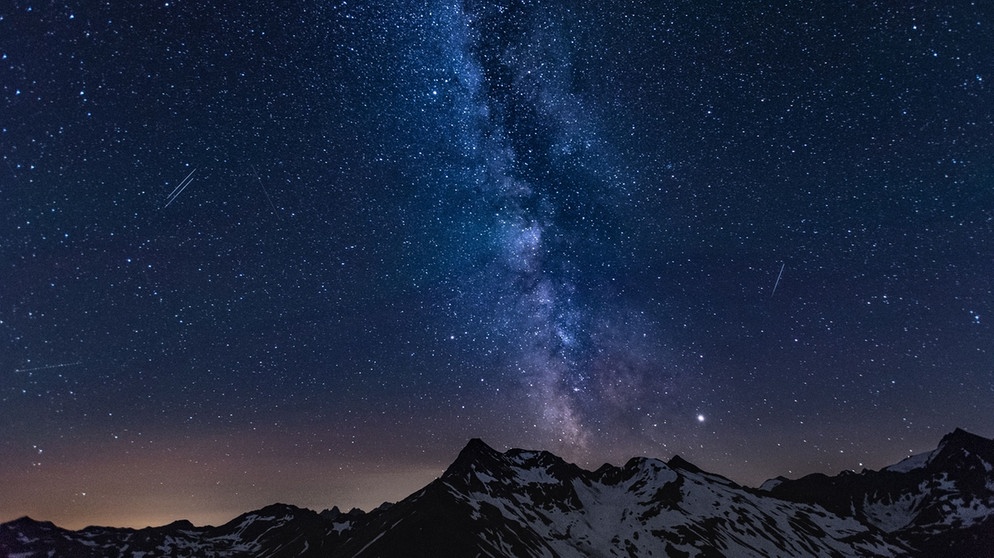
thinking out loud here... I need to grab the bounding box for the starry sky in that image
[2,0,993,530]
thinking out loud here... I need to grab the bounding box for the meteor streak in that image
[14,361,82,373]
[164,168,197,208]
[771,262,785,297]
[251,165,281,219]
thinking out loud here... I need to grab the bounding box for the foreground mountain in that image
[329,439,907,557]
[3,430,992,557]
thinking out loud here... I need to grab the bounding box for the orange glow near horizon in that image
[1,432,445,531]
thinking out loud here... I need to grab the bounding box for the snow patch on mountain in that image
[447,444,908,557]
[759,477,785,492]
[884,450,936,473]
[861,491,924,532]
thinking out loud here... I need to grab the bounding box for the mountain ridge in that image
[3,429,993,557]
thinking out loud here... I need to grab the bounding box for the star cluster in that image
[2,0,992,529]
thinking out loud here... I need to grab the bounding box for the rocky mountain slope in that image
[764,428,994,557]
[3,429,993,557]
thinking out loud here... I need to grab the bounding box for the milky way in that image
[2,0,992,529]
[424,1,689,447]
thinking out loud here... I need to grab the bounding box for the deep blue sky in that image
[2,0,992,528]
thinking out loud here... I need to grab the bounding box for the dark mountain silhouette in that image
[3,429,993,557]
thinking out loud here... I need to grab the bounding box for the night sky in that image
[3,1,993,530]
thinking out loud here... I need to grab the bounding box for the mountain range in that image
[3,428,993,557]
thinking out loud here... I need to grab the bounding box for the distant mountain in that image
[3,429,993,557]
[764,428,994,558]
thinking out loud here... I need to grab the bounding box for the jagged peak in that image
[463,437,498,454]
[440,439,593,490]
[253,502,309,515]
[619,456,669,474]
[938,428,990,450]
[926,428,994,472]
[454,438,505,465]
[159,519,196,531]
[320,506,367,521]
[934,428,993,462]
[4,516,53,528]
[505,447,571,469]
[667,454,704,474]
[217,503,316,531]
[441,438,505,480]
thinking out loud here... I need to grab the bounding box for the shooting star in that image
[164,168,197,208]
[15,361,82,373]
[250,164,281,220]
[771,262,785,297]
